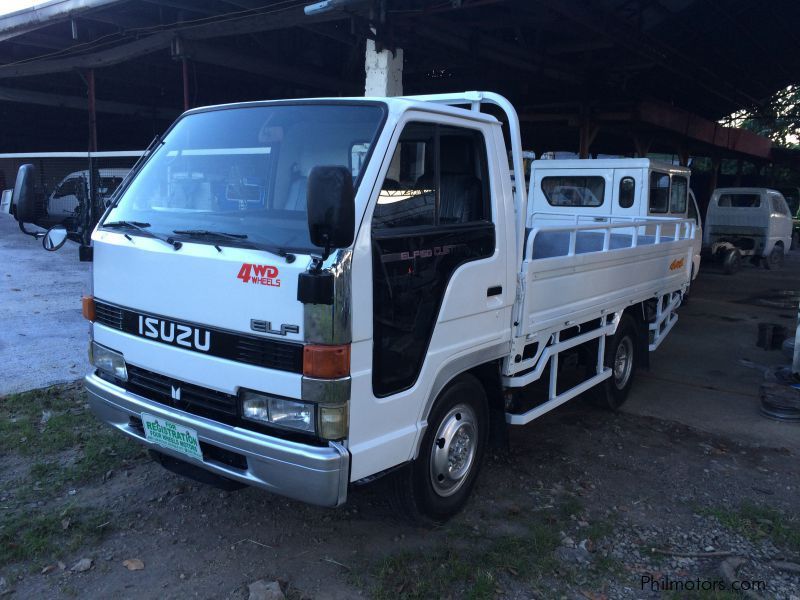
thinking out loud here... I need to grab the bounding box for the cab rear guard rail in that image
[649,291,682,351]
[503,313,620,425]
[524,217,695,261]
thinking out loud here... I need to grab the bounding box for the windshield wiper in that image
[172,229,296,262]
[103,220,182,250]
[172,229,248,240]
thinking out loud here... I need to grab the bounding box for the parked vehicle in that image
[704,187,792,272]
[776,187,800,249]
[526,157,701,281]
[14,92,695,521]
[0,188,11,214]
[47,168,129,225]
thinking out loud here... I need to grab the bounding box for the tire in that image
[682,267,694,305]
[791,232,799,251]
[389,374,488,524]
[722,248,742,275]
[764,245,784,270]
[594,314,638,410]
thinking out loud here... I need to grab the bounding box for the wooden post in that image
[182,57,190,111]
[86,68,97,152]
[708,155,720,198]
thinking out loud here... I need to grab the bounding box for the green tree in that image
[725,85,800,148]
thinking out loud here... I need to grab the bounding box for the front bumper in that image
[85,372,349,507]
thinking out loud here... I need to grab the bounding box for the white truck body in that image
[704,187,792,259]
[83,92,693,517]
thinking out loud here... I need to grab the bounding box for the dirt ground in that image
[1,380,798,600]
[1,241,799,598]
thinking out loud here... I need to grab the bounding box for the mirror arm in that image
[18,220,43,239]
[310,234,332,273]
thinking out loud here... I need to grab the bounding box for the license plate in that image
[141,413,203,461]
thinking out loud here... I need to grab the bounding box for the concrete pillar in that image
[364,39,403,97]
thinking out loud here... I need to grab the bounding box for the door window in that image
[670,175,688,214]
[373,122,490,229]
[541,176,604,207]
[688,195,699,225]
[649,172,670,213]
[619,176,635,209]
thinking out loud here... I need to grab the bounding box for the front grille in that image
[101,366,327,446]
[93,300,304,373]
[125,365,238,421]
[94,302,123,330]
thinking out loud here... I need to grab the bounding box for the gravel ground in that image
[1,386,798,599]
[0,213,91,395]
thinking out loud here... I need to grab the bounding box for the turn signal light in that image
[303,344,350,379]
[82,295,95,322]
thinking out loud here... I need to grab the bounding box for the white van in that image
[704,187,792,271]
[528,158,701,280]
[47,168,130,219]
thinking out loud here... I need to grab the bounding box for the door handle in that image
[487,286,502,297]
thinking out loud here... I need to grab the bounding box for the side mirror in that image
[13,163,37,224]
[43,224,68,251]
[306,166,354,261]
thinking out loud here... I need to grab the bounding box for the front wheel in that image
[389,374,488,524]
[594,314,638,410]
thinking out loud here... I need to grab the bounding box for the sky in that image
[0,0,43,17]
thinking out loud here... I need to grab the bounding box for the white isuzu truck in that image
[14,92,695,521]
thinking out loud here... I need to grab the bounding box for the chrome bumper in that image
[85,373,349,507]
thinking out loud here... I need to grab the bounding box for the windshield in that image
[103,103,385,253]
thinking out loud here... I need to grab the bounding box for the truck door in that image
[349,118,508,480]
[611,168,641,219]
[370,120,501,395]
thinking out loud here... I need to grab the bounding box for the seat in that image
[285,176,307,211]
[416,136,482,224]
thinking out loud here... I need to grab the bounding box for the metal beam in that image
[0,84,177,119]
[411,19,581,85]
[182,40,358,94]
[0,0,126,42]
[540,1,762,111]
[0,5,341,79]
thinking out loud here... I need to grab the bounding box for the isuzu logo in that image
[171,386,181,401]
[137,315,211,352]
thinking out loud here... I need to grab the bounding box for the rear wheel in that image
[791,232,799,251]
[594,314,638,410]
[764,244,784,270]
[722,248,742,275]
[389,374,488,524]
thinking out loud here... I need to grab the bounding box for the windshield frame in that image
[98,99,389,254]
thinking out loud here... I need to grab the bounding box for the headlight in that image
[241,391,314,433]
[90,341,127,381]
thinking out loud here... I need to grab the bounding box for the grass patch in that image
[371,519,560,599]
[1,383,144,499]
[0,505,111,568]
[702,503,800,553]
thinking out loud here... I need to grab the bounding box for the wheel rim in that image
[429,404,478,497]
[613,336,634,389]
